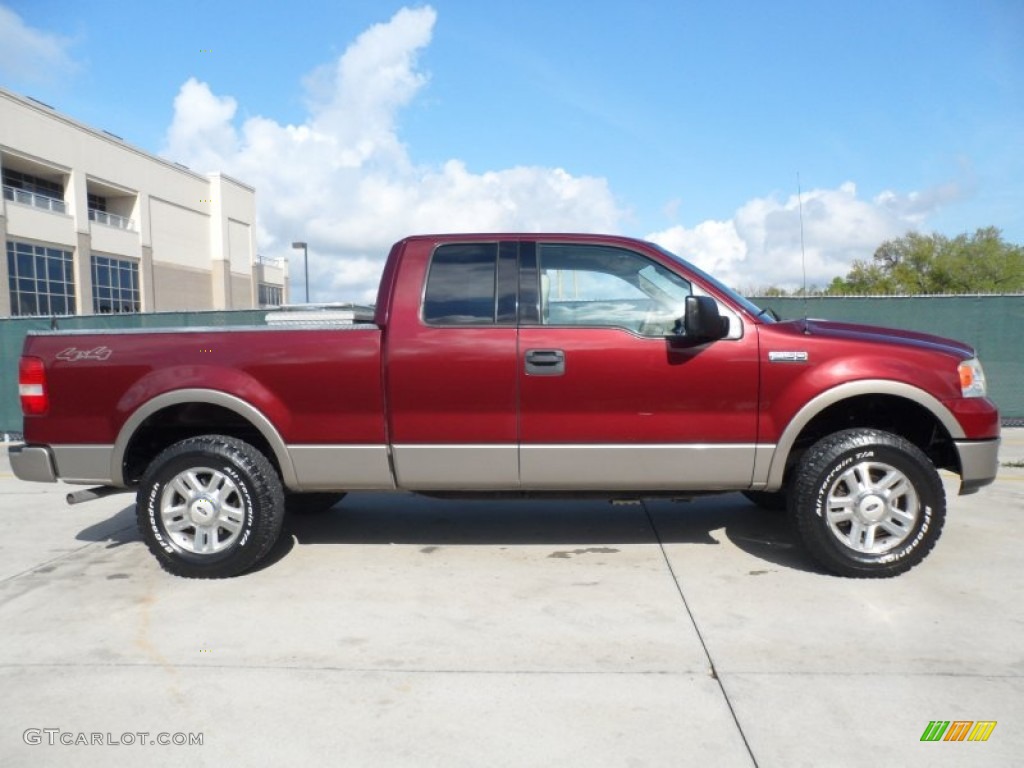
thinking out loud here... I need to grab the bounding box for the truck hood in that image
[778,318,976,358]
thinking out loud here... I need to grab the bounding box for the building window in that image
[6,240,77,316]
[91,254,140,313]
[2,169,67,214]
[258,283,283,307]
[86,187,136,230]
[3,169,63,199]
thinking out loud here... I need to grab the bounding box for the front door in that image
[517,241,759,490]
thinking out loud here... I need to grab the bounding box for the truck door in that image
[517,240,760,490]
[385,240,520,489]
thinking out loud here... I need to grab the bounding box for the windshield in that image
[650,243,777,323]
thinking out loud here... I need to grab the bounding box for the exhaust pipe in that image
[66,486,131,505]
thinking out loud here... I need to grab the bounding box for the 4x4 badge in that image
[56,346,113,362]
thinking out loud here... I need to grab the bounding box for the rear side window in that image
[423,244,498,325]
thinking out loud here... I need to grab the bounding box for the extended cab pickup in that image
[10,234,1000,578]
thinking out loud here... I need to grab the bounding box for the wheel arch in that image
[763,380,964,491]
[112,389,297,489]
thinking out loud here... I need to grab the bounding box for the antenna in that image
[797,173,809,329]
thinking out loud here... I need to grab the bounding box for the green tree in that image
[828,227,1024,295]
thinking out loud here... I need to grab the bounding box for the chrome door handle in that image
[525,349,565,376]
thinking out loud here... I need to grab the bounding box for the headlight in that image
[958,358,987,398]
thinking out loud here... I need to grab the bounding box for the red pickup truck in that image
[10,234,1000,579]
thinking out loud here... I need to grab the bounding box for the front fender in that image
[758,379,964,490]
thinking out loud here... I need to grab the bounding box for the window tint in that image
[538,244,691,337]
[423,244,498,325]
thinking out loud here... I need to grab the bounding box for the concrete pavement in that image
[1,432,1022,767]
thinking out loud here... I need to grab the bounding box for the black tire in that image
[285,492,346,515]
[790,428,945,578]
[742,489,788,512]
[137,435,285,578]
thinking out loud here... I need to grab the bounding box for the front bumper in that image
[955,438,1001,495]
[8,444,58,483]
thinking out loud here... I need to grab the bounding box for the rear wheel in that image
[790,428,945,578]
[137,435,285,578]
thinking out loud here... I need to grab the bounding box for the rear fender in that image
[111,387,296,488]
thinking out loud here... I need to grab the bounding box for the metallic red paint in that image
[19,234,1000,466]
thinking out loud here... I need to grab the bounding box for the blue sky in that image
[2,1,1021,299]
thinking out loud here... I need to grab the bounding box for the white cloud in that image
[165,79,240,175]
[163,6,622,302]
[162,5,956,302]
[0,5,77,86]
[647,181,960,292]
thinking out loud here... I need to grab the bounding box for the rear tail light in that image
[19,357,48,416]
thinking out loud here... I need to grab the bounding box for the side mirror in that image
[678,295,729,342]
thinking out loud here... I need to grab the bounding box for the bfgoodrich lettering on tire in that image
[136,435,285,578]
[790,428,945,578]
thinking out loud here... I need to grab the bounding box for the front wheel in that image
[790,429,945,578]
[137,435,285,578]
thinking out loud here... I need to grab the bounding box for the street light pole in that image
[291,241,309,303]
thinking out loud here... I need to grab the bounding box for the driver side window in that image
[538,244,691,337]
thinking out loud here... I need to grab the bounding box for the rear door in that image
[517,240,760,490]
[385,240,520,489]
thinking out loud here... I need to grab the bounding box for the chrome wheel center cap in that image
[857,494,887,523]
[190,497,217,524]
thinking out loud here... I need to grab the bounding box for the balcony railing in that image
[256,254,284,267]
[3,184,67,214]
[89,208,136,231]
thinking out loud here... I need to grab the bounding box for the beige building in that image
[0,86,287,317]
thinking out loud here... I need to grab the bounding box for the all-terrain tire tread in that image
[136,435,285,578]
[789,428,945,578]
